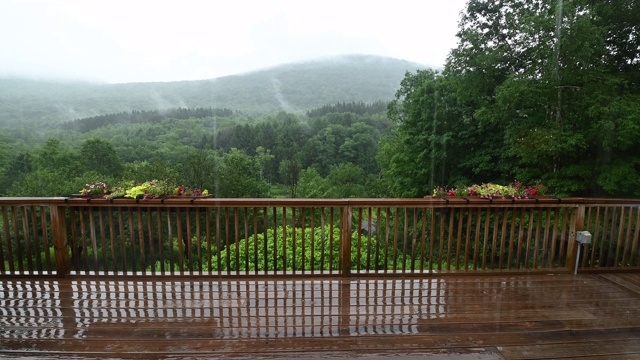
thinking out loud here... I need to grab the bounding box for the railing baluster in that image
[542,210,551,268]
[0,207,6,273]
[631,207,640,267]
[383,207,390,273]
[185,208,193,274]
[271,207,277,275]
[310,207,316,273]
[88,207,99,272]
[420,207,428,271]
[300,207,305,274]
[281,207,287,275]
[559,207,570,267]
[524,208,534,269]
[614,207,626,267]
[591,206,609,266]
[29,206,40,273]
[366,207,373,272]
[261,207,267,274]
[550,208,560,267]
[109,208,118,274]
[473,208,481,270]
[11,206,23,274]
[607,207,618,266]
[515,208,526,269]
[196,208,202,276]
[429,208,435,272]
[225,208,231,274]
[356,207,363,273]
[99,207,107,274]
[118,207,127,275]
[215,207,222,276]
[402,208,409,273]
[206,208,212,275]
[176,208,184,275]
[137,207,146,275]
[374,207,381,274]
[252,207,259,275]
[320,207,327,274]
[40,206,52,272]
[329,207,336,274]
[243,208,249,276]
[78,208,88,272]
[437,208,445,272]
[234,208,240,276]
[481,208,491,269]
[454,209,463,270]
[533,209,542,268]
[19,207,31,273]
[464,209,472,271]
[582,207,594,268]
[392,208,400,272]
[127,208,136,274]
[489,208,500,270]
[447,208,455,271]
[166,207,174,276]
[621,206,635,267]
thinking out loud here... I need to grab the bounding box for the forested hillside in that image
[0,55,422,127]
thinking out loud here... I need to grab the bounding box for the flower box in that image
[430,181,548,199]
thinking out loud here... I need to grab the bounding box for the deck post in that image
[51,204,69,277]
[340,203,352,277]
[566,204,585,273]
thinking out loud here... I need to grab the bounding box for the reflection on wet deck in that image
[1,274,640,359]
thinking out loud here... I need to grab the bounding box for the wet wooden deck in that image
[1,273,639,359]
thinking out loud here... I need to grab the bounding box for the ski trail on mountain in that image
[270,76,295,113]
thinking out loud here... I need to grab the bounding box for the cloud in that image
[0,0,466,83]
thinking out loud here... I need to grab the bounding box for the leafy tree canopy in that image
[381,0,640,198]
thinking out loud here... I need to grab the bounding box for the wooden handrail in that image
[0,196,637,206]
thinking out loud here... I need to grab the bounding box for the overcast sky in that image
[0,0,467,84]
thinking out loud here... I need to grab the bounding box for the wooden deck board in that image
[0,274,639,359]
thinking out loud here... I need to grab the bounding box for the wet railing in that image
[0,197,638,277]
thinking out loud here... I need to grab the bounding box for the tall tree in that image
[80,138,124,178]
[217,149,269,198]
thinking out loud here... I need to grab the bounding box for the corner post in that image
[51,204,69,277]
[566,204,585,273]
[340,203,352,277]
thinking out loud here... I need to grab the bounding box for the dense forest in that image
[0,0,638,199]
[0,102,392,198]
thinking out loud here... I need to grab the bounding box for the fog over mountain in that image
[0,55,429,126]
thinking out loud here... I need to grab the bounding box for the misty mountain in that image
[0,55,426,126]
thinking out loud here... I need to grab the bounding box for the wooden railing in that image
[0,197,638,277]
